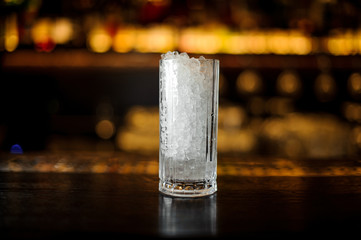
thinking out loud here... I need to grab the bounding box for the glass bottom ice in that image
[159,179,217,197]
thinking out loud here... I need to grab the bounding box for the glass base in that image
[159,179,217,197]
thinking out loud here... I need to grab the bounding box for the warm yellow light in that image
[135,25,176,53]
[344,102,355,121]
[95,120,115,139]
[289,32,312,55]
[52,18,73,44]
[357,30,361,54]
[327,30,355,55]
[223,30,311,55]
[179,28,198,53]
[344,102,361,123]
[277,70,301,96]
[247,32,267,54]
[327,38,344,55]
[268,31,290,55]
[218,106,246,129]
[54,162,74,172]
[314,73,336,102]
[149,26,176,52]
[354,105,361,123]
[5,14,19,52]
[348,73,361,96]
[116,129,158,153]
[217,128,256,153]
[31,18,52,43]
[92,163,108,173]
[196,32,223,54]
[236,70,262,94]
[327,38,338,55]
[5,34,18,52]
[113,27,136,53]
[223,33,247,54]
[179,27,224,54]
[124,106,159,133]
[116,106,159,153]
[87,27,112,53]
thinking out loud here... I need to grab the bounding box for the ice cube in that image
[179,52,189,59]
[161,51,178,60]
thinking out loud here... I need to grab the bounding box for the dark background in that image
[1,0,361,157]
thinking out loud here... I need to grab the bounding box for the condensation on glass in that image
[159,57,219,197]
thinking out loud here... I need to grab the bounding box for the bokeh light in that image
[95,120,115,140]
[218,105,246,129]
[113,26,136,53]
[314,73,337,102]
[87,26,112,53]
[52,18,73,44]
[343,102,361,123]
[135,25,176,53]
[236,70,262,95]
[31,18,56,52]
[327,30,355,56]
[277,70,302,97]
[348,73,361,99]
[5,14,19,52]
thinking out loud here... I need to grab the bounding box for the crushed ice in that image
[159,51,213,163]
[161,51,207,61]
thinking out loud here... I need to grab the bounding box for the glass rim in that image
[160,58,219,63]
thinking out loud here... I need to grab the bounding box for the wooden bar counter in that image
[1,151,361,239]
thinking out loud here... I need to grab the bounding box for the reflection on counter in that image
[158,193,217,237]
[2,151,361,176]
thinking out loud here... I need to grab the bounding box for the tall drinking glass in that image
[159,54,219,197]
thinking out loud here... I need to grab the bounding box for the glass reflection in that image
[158,193,217,237]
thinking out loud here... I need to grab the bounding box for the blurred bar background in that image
[1,0,361,168]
